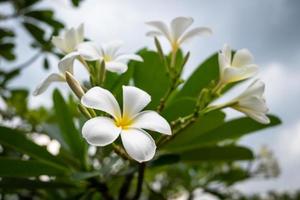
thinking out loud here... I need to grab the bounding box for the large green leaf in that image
[152,146,253,167]
[162,97,196,121]
[24,10,64,30]
[0,158,67,177]
[0,126,66,168]
[163,111,226,151]
[186,115,281,148]
[180,145,254,162]
[133,49,170,109]
[177,53,219,98]
[53,90,87,168]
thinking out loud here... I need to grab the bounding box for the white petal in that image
[131,111,171,135]
[222,65,258,83]
[64,28,78,52]
[145,21,172,42]
[218,53,227,76]
[232,49,254,67]
[58,51,80,74]
[170,17,193,41]
[121,128,156,162]
[179,27,212,44]
[238,79,265,99]
[52,36,67,53]
[77,42,101,61]
[235,107,270,124]
[115,54,143,62]
[82,117,121,146]
[238,96,268,113]
[33,73,65,96]
[103,40,123,58]
[122,86,151,118]
[81,87,121,119]
[222,44,232,63]
[76,23,84,43]
[105,61,128,73]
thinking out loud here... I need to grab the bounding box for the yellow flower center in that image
[103,55,112,62]
[115,116,132,129]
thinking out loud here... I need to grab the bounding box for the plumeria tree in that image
[0,12,283,200]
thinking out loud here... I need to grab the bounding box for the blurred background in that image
[1,0,300,199]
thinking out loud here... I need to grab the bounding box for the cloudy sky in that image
[2,0,300,195]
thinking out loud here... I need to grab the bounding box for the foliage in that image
[0,1,286,200]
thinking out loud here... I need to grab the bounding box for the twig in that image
[132,163,146,200]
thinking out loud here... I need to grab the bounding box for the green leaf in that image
[177,53,219,98]
[0,178,77,189]
[0,158,67,177]
[179,145,254,162]
[210,168,250,186]
[0,42,15,60]
[133,49,170,109]
[25,10,64,30]
[0,126,66,168]
[162,97,196,121]
[163,111,226,151]
[188,115,281,148]
[53,89,87,168]
[22,22,45,44]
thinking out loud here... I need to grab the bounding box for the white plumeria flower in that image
[81,86,171,162]
[33,58,74,95]
[52,24,84,54]
[218,44,258,84]
[229,80,270,124]
[52,24,85,78]
[146,16,212,52]
[34,24,86,95]
[77,41,143,73]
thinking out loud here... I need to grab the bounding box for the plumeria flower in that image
[227,80,270,124]
[52,24,86,76]
[81,86,171,162]
[77,41,143,73]
[33,60,74,96]
[218,44,258,85]
[146,16,212,52]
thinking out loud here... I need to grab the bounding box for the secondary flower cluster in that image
[34,16,270,162]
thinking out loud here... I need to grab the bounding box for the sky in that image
[2,0,300,195]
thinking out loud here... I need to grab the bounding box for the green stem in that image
[132,162,146,200]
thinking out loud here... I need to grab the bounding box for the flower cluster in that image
[34,16,270,162]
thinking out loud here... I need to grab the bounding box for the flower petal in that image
[64,28,78,53]
[52,36,67,53]
[234,107,270,124]
[122,86,151,118]
[105,61,128,73]
[33,73,65,96]
[130,111,171,135]
[221,44,232,63]
[77,42,101,61]
[115,54,143,62]
[81,87,121,119]
[82,117,121,146]
[238,96,268,113]
[145,21,172,42]
[238,79,265,99]
[232,49,254,67]
[171,17,193,41]
[121,128,156,162]
[58,51,80,74]
[222,65,258,84]
[179,27,212,44]
[76,23,84,43]
[103,40,124,58]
